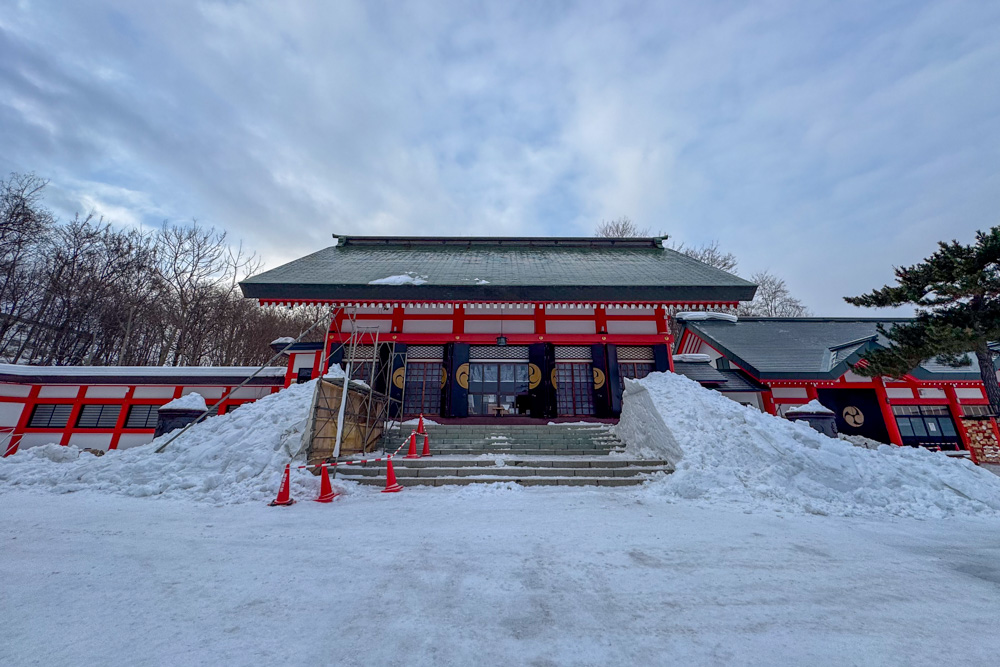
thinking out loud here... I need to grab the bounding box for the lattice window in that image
[469,345,530,361]
[407,345,444,360]
[555,346,591,361]
[125,405,158,429]
[403,362,443,418]
[556,363,595,416]
[76,404,122,429]
[618,362,654,390]
[28,404,73,428]
[617,346,654,361]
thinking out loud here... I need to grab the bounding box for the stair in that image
[336,423,672,487]
[334,455,672,487]
[379,423,625,456]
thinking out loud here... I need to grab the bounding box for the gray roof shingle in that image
[240,236,757,302]
[683,318,987,380]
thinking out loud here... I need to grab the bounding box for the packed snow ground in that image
[2,489,1000,666]
[615,372,1000,518]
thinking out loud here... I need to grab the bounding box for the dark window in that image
[891,404,962,450]
[225,404,241,413]
[296,367,312,384]
[466,362,530,416]
[618,362,654,390]
[28,404,73,428]
[76,404,121,429]
[962,405,992,418]
[125,405,159,429]
[556,363,595,417]
[403,362,443,418]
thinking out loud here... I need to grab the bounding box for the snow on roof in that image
[0,364,286,378]
[367,273,428,286]
[675,311,738,323]
[270,337,296,345]
[160,392,208,412]
[672,353,713,363]
[785,399,835,415]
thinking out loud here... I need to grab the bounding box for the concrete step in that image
[333,455,670,488]
[380,423,624,458]
[341,475,650,487]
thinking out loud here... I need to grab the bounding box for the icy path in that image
[3,489,999,666]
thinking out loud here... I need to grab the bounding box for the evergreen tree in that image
[844,227,1000,414]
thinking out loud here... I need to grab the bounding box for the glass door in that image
[467,362,530,415]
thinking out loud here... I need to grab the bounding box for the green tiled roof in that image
[683,318,988,381]
[240,236,757,302]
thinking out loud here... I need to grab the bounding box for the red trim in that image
[761,391,777,415]
[454,304,465,335]
[873,378,904,446]
[330,332,673,345]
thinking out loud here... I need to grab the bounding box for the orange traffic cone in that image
[404,431,420,459]
[420,432,431,458]
[268,464,296,506]
[382,458,403,493]
[416,414,427,435]
[315,463,338,503]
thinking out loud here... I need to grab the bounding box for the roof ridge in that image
[336,235,665,248]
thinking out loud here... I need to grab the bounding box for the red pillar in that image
[533,303,546,336]
[4,385,40,457]
[761,390,777,416]
[59,386,88,447]
[943,385,976,463]
[874,378,904,446]
[108,386,135,450]
[805,385,819,401]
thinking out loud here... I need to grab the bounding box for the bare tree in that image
[595,216,650,238]
[668,240,739,274]
[737,271,810,317]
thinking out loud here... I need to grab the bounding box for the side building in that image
[675,316,1000,463]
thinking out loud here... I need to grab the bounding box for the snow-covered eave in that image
[0,364,288,385]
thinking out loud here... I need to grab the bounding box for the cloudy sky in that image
[1,0,998,314]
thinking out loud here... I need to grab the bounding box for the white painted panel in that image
[0,402,24,426]
[462,320,533,334]
[38,386,79,398]
[545,320,596,334]
[68,433,114,450]
[17,433,62,449]
[918,388,946,399]
[230,387,270,399]
[116,433,155,450]
[723,392,763,410]
[133,386,176,399]
[771,387,808,399]
[885,388,914,399]
[842,371,872,383]
[606,320,657,335]
[402,320,454,334]
[341,319,392,333]
[607,307,654,316]
[546,306,595,315]
[404,305,453,315]
[956,388,985,400]
[291,352,316,372]
[0,384,31,397]
[183,386,225,400]
[86,386,129,399]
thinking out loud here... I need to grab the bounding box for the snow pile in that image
[615,372,1000,518]
[0,380,343,504]
[160,392,208,412]
[368,272,428,286]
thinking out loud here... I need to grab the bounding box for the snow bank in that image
[615,372,1000,518]
[0,380,343,504]
[160,392,208,412]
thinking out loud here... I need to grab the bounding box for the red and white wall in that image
[0,366,284,456]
